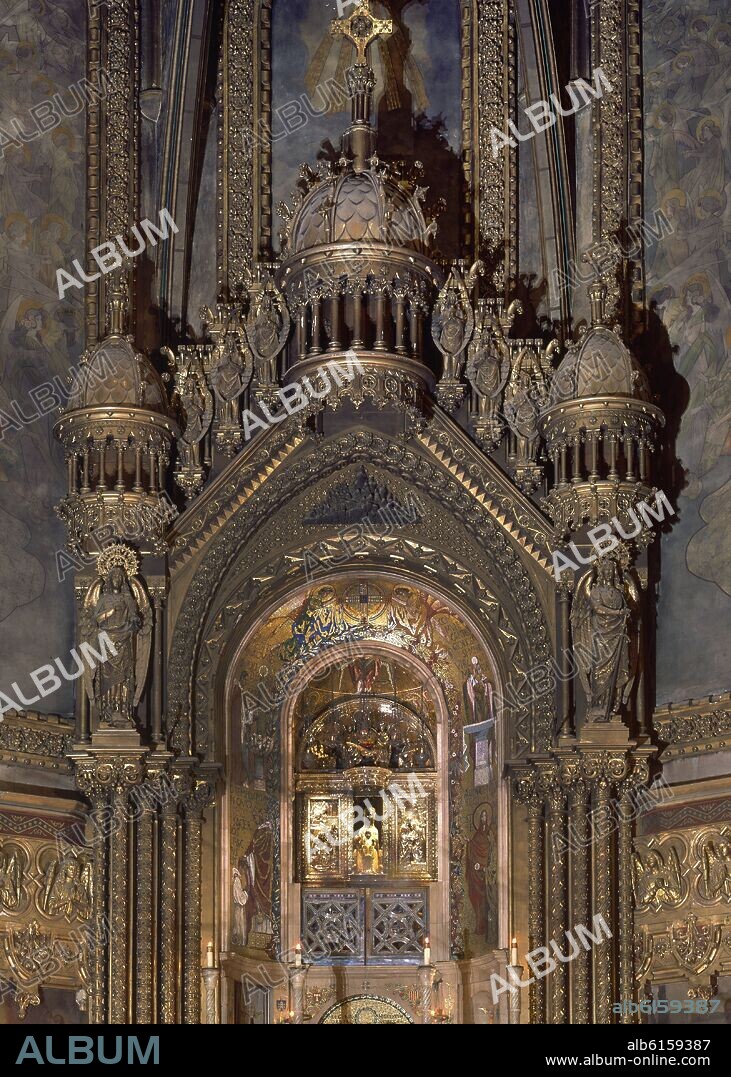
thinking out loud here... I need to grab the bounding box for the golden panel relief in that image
[298,780,437,884]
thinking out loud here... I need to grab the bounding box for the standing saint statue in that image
[571,557,638,722]
[82,545,152,729]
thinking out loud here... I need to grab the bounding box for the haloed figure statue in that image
[82,545,152,729]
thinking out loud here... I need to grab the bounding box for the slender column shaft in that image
[593,780,613,1023]
[618,790,635,1024]
[589,433,600,482]
[297,307,307,361]
[327,292,341,351]
[109,791,129,1023]
[547,786,568,1022]
[374,290,387,350]
[394,296,407,354]
[557,592,572,736]
[133,446,143,493]
[308,298,322,356]
[81,449,91,494]
[351,288,364,348]
[571,434,582,483]
[115,444,125,491]
[159,804,178,1023]
[135,807,154,1022]
[624,434,635,482]
[151,594,165,743]
[88,793,110,1024]
[183,809,203,1023]
[527,797,546,1023]
[569,781,590,1023]
[97,444,107,490]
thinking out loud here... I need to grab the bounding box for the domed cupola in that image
[275,1,441,419]
[54,285,178,555]
[286,166,432,256]
[538,282,664,536]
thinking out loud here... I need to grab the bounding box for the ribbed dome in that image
[287,167,431,255]
[547,326,651,407]
[70,335,168,412]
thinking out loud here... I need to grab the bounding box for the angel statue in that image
[0,844,23,912]
[162,345,214,498]
[570,557,637,722]
[39,852,92,921]
[245,275,290,397]
[701,839,731,901]
[81,545,152,729]
[633,848,684,907]
[432,260,483,410]
[200,302,254,455]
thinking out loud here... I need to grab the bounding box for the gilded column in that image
[592,776,613,1023]
[523,783,546,1024]
[159,794,179,1023]
[569,778,590,1023]
[109,789,130,1023]
[545,778,568,1022]
[86,788,110,1024]
[182,779,213,1024]
[556,582,574,737]
[135,803,154,1022]
[618,763,648,1024]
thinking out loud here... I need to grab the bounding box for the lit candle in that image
[289,1011,295,1022]
[423,936,431,965]
[510,937,518,966]
[295,942,302,968]
[206,941,215,968]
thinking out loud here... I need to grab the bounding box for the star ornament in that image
[331,1,393,65]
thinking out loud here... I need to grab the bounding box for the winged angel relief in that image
[81,544,152,729]
[633,847,685,909]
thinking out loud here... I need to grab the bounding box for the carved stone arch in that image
[167,433,555,759]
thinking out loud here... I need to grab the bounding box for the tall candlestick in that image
[510,937,519,966]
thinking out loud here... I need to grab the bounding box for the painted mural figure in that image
[464,655,494,725]
[242,823,275,941]
[463,656,496,783]
[232,864,252,946]
[466,807,495,942]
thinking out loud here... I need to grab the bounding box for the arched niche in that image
[220,570,507,965]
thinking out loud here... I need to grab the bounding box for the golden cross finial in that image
[331,1,393,65]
